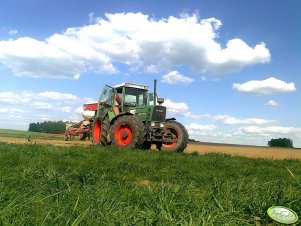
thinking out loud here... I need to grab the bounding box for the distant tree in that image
[28,123,39,132]
[268,138,293,148]
[28,121,66,134]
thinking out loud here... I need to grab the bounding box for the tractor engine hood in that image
[151,105,166,122]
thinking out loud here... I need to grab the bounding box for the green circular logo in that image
[267,206,298,224]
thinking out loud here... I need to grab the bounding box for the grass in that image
[0,129,65,140]
[0,142,300,225]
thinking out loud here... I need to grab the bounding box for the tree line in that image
[268,138,293,148]
[28,121,66,134]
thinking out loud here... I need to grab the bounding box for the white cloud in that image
[233,77,296,95]
[0,108,9,113]
[145,64,158,73]
[0,91,33,104]
[207,39,270,73]
[9,29,18,35]
[239,126,301,135]
[183,112,211,120]
[88,12,95,24]
[163,98,208,120]
[58,106,72,113]
[185,124,301,147]
[0,92,15,103]
[32,102,54,110]
[0,91,79,105]
[10,108,26,113]
[265,100,278,108]
[0,90,88,123]
[161,71,194,84]
[0,13,271,79]
[75,106,84,114]
[82,97,98,104]
[37,91,78,101]
[201,76,207,81]
[214,114,275,125]
[37,114,56,121]
[185,123,217,137]
[163,99,189,114]
[186,123,217,131]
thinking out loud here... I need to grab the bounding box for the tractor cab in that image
[114,82,149,109]
[96,82,162,122]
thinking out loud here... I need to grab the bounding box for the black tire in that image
[92,117,110,145]
[79,133,87,141]
[110,115,145,149]
[137,120,146,148]
[159,120,188,152]
[141,142,152,150]
[64,133,69,141]
[101,117,110,145]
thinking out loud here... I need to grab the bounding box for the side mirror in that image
[157,97,164,105]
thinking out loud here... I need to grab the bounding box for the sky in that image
[0,0,300,147]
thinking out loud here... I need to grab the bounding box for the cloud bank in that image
[0,13,271,79]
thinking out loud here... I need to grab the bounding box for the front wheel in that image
[159,120,188,152]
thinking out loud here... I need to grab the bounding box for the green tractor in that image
[84,80,188,152]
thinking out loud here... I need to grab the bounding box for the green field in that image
[0,129,64,140]
[0,142,300,225]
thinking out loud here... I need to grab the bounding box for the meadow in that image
[0,141,300,225]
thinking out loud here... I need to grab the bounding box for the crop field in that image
[0,130,301,225]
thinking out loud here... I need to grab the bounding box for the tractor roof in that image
[114,82,148,90]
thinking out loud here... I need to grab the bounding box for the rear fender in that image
[166,118,176,122]
[109,112,133,125]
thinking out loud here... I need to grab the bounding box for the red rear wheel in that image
[115,124,133,146]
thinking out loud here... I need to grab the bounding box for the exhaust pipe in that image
[154,79,157,106]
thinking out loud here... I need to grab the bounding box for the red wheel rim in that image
[115,124,133,146]
[93,120,101,143]
[163,128,178,148]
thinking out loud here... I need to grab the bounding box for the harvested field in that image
[185,143,301,160]
[0,136,300,160]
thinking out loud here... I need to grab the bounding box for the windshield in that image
[124,87,148,106]
[99,85,114,105]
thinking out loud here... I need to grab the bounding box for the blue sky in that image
[0,0,300,147]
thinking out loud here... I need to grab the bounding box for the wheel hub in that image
[115,124,133,146]
[122,131,128,139]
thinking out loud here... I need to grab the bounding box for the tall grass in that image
[0,142,300,225]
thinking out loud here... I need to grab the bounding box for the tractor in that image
[83,80,188,152]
